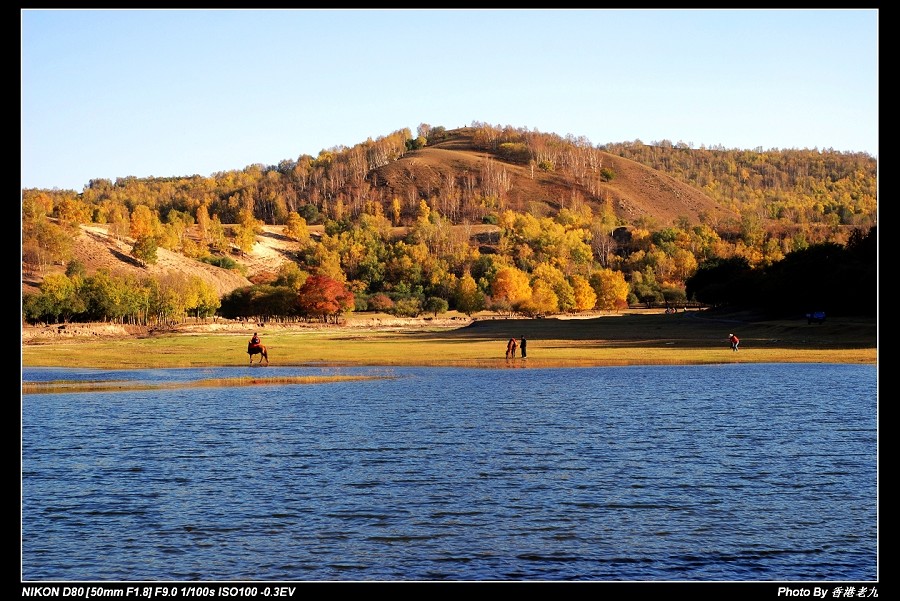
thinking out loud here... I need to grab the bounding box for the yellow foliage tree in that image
[233,208,263,256]
[589,268,629,311]
[208,214,228,253]
[454,271,485,316]
[570,274,597,312]
[285,211,311,246]
[417,199,432,225]
[531,262,574,312]
[490,266,532,308]
[311,243,346,283]
[196,203,211,243]
[520,279,558,316]
[55,196,91,228]
[129,204,159,241]
[391,197,402,226]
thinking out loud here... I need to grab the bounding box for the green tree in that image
[274,262,308,291]
[423,296,449,317]
[81,269,128,322]
[33,273,84,323]
[391,297,423,317]
[131,235,158,266]
[685,257,753,308]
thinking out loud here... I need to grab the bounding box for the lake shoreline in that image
[21,311,877,370]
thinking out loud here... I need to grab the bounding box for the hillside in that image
[23,224,255,297]
[373,128,737,225]
[24,129,739,298]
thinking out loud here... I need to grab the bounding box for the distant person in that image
[249,332,261,353]
[520,336,527,359]
[506,337,517,359]
[728,333,740,352]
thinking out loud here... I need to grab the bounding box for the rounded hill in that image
[372,127,737,226]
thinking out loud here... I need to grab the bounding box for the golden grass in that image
[22,374,390,395]
[21,312,877,370]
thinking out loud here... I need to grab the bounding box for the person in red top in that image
[728,333,740,352]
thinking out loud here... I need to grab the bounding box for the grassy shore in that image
[21,311,877,370]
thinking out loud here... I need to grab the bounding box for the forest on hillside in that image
[22,122,877,326]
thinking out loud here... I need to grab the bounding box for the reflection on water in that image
[21,364,877,581]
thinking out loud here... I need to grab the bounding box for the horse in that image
[248,344,269,365]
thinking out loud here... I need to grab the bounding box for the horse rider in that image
[249,332,261,353]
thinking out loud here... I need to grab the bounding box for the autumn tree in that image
[233,208,263,256]
[274,262,308,291]
[589,268,629,311]
[520,279,558,316]
[591,204,619,268]
[531,262,575,313]
[367,292,395,313]
[570,274,598,312]
[196,203,211,243]
[208,214,228,253]
[454,272,485,316]
[490,266,532,313]
[284,210,311,246]
[296,274,355,323]
[55,195,91,228]
[185,276,221,319]
[131,235,158,266]
[130,204,159,241]
[22,220,74,276]
[107,202,131,242]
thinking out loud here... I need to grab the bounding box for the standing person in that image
[728,333,740,352]
[519,335,527,359]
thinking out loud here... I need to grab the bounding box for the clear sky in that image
[21,8,879,192]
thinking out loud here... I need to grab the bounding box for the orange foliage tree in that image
[296,274,355,323]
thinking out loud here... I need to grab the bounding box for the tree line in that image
[22,122,877,325]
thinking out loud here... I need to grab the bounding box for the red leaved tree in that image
[296,274,355,323]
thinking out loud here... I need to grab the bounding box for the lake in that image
[21,363,877,582]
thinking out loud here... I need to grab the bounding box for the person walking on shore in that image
[728,333,740,352]
[520,336,527,359]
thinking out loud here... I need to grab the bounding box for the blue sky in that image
[21,9,878,192]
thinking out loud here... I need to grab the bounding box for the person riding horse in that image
[248,332,261,353]
[247,332,269,365]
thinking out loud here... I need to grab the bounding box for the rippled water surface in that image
[21,364,877,581]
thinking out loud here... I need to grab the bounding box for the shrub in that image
[367,293,395,312]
